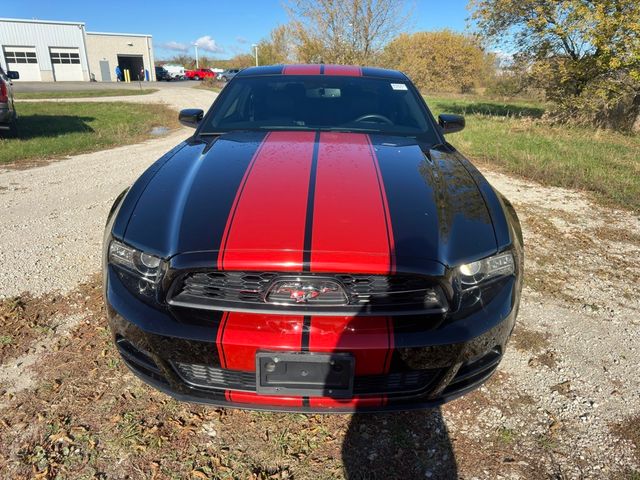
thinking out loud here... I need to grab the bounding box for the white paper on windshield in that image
[390,83,408,91]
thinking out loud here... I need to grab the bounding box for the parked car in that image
[155,66,172,81]
[162,64,185,80]
[185,68,217,81]
[217,68,240,82]
[0,66,19,137]
[104,64,523,412]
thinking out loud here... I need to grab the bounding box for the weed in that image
[536,433,558,450]
[106,357,120,369]
[497,427,516,445]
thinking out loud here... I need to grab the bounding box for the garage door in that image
[3,47,41,81]
[50,48,83,81]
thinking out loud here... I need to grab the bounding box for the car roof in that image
[236,64,408,81]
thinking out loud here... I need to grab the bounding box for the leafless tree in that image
[285,0,412,64]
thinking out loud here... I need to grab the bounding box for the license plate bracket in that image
[256,352,354,398]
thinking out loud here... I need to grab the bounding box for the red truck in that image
[184,68,217,80]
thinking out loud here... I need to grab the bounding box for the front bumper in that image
[106,266,519,412]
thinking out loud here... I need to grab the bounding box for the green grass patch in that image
[426,94,640,212]
[0,102,178,166]
[496,427,516,445]
[14,89,157,99]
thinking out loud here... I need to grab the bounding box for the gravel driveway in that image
[0,87,638,478]
[0,85,217,298]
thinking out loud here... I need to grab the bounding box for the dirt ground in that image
[0,90,638,479]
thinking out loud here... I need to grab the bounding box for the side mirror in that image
[179,108,204,128]
[7,71,19,80]
[438,113,465,134]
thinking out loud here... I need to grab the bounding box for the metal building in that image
[86,32,154,82]
[0,17,155,82]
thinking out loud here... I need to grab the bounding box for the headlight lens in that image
[108,239,164,284]
[457,251,514,287]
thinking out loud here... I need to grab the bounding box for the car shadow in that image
[438,101,544,119]
[342,409,457,479]
[13,115,95,140]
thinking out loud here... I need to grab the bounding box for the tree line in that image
[161,0,640,131]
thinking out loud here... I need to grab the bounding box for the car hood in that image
[119,130,498,274]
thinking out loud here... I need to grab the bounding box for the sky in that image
[3,0,473,60]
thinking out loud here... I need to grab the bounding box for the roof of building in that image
[0,18,152,38]
[0,17,85,26]
[87,31,152,38]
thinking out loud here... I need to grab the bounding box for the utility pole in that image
[194,44,199,69]
[252,43,258,67]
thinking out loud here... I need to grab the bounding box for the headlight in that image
[456,251,514,288]
[108,239,165,297]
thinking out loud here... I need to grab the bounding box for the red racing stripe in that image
[228,391,304,407]
[283,64,322,75]
[218,312,305,371]
[310,132,394,274]
[308,316,392,375]
[323,65,362,76]
[218,312,305,407]
[219,131,316,271]
[367,135,396,273]
[307,315,393,408]
[216,311,230,368]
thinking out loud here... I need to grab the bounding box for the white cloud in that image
[159,41,189,52]
[236,36,248,44]
[194,35,224,53]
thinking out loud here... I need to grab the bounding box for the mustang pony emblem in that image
[266,279,346,304]
[284,286,329,303]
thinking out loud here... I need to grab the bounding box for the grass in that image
[14,88,157,99]
[0,101,179,166]
[496,427,516,445]
[197,78,223,93]
[426,94,640,212]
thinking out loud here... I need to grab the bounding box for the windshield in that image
[200,75,436,138]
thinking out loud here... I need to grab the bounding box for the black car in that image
[104,64,523,412]
[154,66,172,82]
[0,67,19,136]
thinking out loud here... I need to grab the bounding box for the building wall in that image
[0,18,90,81]
[86,33,155,82]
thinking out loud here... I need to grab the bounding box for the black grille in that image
[173,361,440,396]
[173,362,256,390]
[168,271,447,315]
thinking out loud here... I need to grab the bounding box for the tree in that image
[257,25,294,66]
[286,0,412,65]
[470,0,640,130]
[381,30,494,93]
